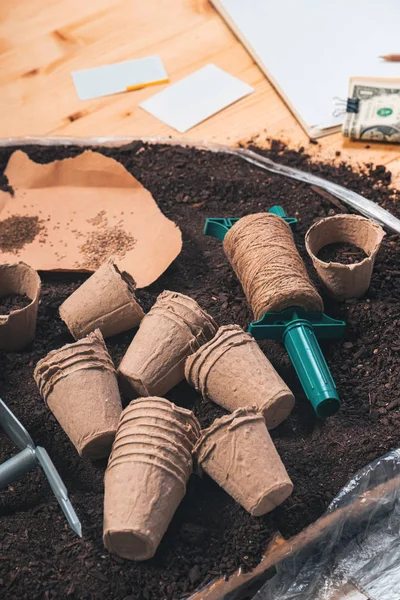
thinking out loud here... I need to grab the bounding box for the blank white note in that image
[140,64,254,133]
[72,56,168,101]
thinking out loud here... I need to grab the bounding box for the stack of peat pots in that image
[104,397,200,560]
[34,329,122,459]
[118,290,218,397]
[185,324,295,429]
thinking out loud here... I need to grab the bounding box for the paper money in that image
[343,77,400,143]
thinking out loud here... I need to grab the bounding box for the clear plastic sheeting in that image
[230,147,400,234]
[1,136,400,234]
[253,449,400,600]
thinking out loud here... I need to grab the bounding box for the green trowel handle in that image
[283,319,340,418]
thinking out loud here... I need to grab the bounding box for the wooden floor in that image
[1,0,400,183]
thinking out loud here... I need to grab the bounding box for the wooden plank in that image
[0,0,399,187]
[0,0,116,48]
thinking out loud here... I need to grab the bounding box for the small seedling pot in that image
[35,346,115,393]
[106,450,189,491]
[194,407,293,516]
[305,214,385,300]
[34,330,122,459]
[185,325,295,429]
[103,397,200,561]
[0,262,41,351]
[104,458,186,561]
[108,445,191,482]
[118,291,217,397]
[59,257,144,339]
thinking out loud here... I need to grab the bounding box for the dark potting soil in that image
[317,242,368,264]
[0,293,31,314]
[0,141,400,600]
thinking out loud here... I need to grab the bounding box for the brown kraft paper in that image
[0,150,182,287]
[305,214,385,300]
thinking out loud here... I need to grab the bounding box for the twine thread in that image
[223,213,323,320]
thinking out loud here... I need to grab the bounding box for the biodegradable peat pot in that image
[118,291,217,397]
[34,330,122,459]
[59,258,144,339]
[194,407,293,516]
[305,214,385,300]
[103,397,200,560]
[185,325,294,429]
[115,419,198,453]
[0,262,41,351]
[104,459,186,561]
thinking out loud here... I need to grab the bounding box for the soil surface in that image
[0,293,31,314]
[0,141,399,600]
[317,242,368,264]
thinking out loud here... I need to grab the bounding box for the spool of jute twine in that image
[223,213,323,320]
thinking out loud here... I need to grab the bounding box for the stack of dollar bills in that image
[343,77,400,143]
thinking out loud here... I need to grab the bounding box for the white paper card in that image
[213,0,400,137]
[72,56,168,101]
[139,64,254,132]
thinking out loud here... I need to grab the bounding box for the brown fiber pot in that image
[103,397,200,560]
[185,325,294,429]
[59,257,144,339]
[104,459,186,561]
[118,291,217,397]
[34,330,122,459]
[0,262,41,351]
[305,214,385,300]
[194,407,293,516]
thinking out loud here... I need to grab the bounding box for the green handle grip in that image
[283,319,340,418]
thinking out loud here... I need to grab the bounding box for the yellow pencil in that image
[380,54,400,62]
[126,78,169,92]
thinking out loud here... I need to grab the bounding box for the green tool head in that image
[249,308,344,418]
[204,205,297,241]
